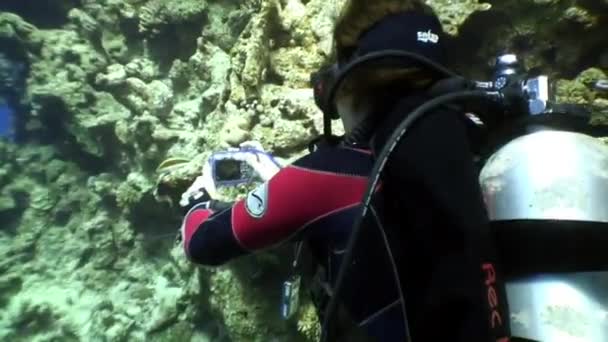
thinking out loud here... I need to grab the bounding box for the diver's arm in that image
[181,203,243,266]
[182,149,371,266]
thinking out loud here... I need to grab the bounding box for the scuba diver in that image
[181,0,515,341]
[180,124,408,340]
[311,1,511,341]
[0,51,26,143]
[0,98,15,141]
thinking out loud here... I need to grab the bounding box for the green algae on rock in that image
[137,0,208,38]
[554,68,608,125]
[447,0,607,78]
[425,0,492,36]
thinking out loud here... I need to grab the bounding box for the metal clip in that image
[280,242,305,320]
[281,275,301,319]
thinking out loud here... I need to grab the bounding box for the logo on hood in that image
[245,181,269,218]
[417,30,439,44]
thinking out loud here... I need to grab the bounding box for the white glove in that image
[237,141,281,181]
[179,173,215,209]
[179,141,281,209]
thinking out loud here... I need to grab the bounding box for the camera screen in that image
[215,159,245,182]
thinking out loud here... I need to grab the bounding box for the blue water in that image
[0,101,15,141]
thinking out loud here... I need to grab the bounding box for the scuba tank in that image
[312,50,608,342]
[479,56,608,342]
[481,129,608,342]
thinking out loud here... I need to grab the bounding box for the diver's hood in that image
[335,10,453,94]
[339,11,448,71]
[480,130,608,342]
[317,11,456,125]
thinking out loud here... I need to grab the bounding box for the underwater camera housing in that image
[209,151,257,187]
[207,145,281,187]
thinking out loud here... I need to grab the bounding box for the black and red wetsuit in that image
[181,143,406,341]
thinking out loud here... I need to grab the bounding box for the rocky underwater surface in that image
[0,0,607,341]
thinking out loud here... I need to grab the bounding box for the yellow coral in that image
[296,301,321,342]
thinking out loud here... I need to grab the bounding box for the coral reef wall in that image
[0,0,606,341]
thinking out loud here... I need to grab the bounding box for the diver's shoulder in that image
[303,143,372,158]
[291,143,374,174]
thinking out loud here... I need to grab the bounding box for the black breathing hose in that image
[323,50,458,139]
[320,90,502,342]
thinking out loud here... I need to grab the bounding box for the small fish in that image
[155,157,191,173]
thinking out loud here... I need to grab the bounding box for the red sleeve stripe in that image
[231,165,370,251]
[181,206,214,258]
[290,164,371,179]
[343,146,373,155]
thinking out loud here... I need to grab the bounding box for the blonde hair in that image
[336,67,434,119]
